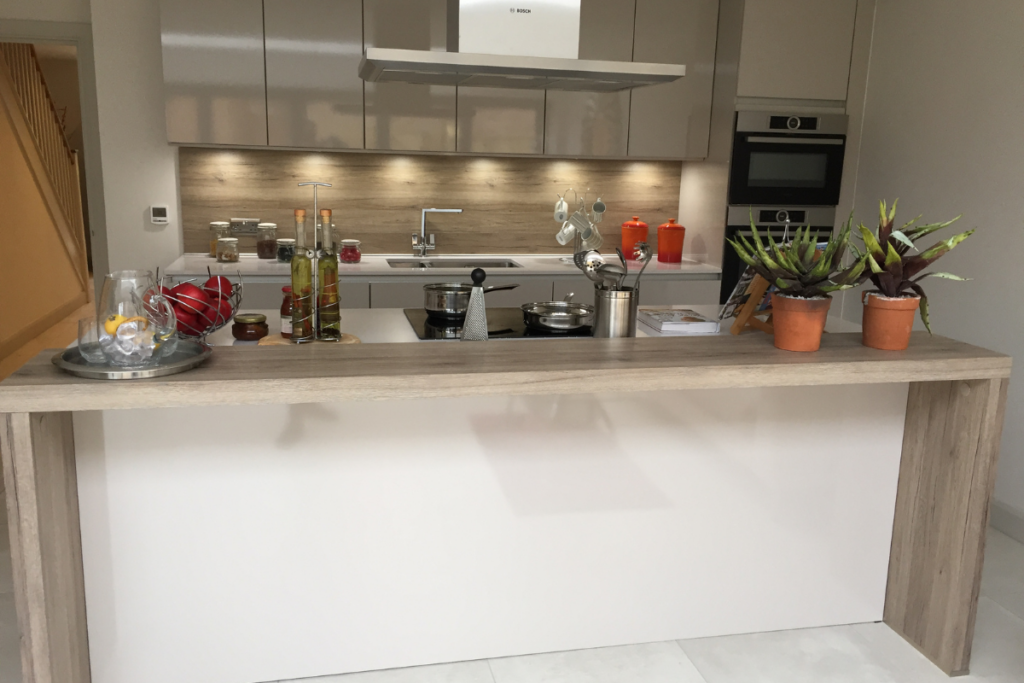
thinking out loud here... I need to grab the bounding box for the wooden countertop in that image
[0,333,1010,413]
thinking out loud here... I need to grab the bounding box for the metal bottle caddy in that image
[291,182,344,343]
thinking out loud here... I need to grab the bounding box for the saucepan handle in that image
[483,284,520,294]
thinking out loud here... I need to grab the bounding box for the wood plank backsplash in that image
[179,148,682,255]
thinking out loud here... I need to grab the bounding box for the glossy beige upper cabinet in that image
[364,0,456,152]
[545,0,635,158]
[159,0,267,146]
[628,0,720,159]
[738,0,857,101]
[264,0,364,149]
[457,89,545,155]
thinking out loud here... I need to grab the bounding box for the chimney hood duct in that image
[358,0,685,93]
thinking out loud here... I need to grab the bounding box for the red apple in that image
[203,275,232,301]
[170,283,210,317]
[206,296,234,326]
[174,307,201,335]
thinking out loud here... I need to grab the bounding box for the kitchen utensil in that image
[461,269,489,341]
[595,263,626,290]
[657,219,685,263]
[423,282,520,320]
[581,251,607,285]
[521,291,595,331]
[53,339,211,380]
[593,286,638,338]
[554,196,569,222]
[615,247,627,270]
[555,220,577,246]
[621,216,649,259]
[633,241,653,291]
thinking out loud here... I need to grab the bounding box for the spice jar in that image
[339,239,362,264]
[280,286,293,339]
[231,313,269,341]
[621,216,649,260]
[256,223,278,259]
[276,238,296,263]
[657,219,685,263]
[209,222,230,257]
[217,237,240,263]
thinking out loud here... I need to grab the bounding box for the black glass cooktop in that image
[403,308,592,341]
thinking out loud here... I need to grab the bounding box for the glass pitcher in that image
[97,270,178,367]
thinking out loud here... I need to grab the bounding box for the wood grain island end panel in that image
[1,412,91,683]
[884,378,1009,676]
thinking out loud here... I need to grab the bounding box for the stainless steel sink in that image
[387,258,522,269]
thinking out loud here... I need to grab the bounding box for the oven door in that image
[729,133,846,206]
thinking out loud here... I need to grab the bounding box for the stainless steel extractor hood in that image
[358,0,686,92]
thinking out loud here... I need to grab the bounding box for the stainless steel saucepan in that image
[521,293,595,332]
[424,282,519,319]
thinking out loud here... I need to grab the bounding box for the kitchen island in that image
[0,325,1010,683]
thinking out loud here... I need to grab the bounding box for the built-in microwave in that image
[728,112,848,207]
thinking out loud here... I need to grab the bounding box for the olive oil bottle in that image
[290,209,316,343]
[316,209,341,341]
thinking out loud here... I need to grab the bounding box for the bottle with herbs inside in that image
[316,209,341,341]
[290,209,315,343]
[256,223,278,259]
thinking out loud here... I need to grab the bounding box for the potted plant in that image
[728,216,868,352]
[856,200,974,350]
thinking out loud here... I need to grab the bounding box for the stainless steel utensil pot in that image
[424,282,519,319]
[593,286,638,338]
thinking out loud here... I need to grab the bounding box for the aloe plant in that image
[727,214,869,299]
[856,199,974,332]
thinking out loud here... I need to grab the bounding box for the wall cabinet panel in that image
[738,0,857,101]
[159,0,268,146]
[458,89,545,155]
[628,0,720,159]
[364,0,457,152]
[545,0,635,157]
[264,0,365,150]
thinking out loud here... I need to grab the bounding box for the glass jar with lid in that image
[217,237,240,263]
[209,222,230,257]
[276,238,296,263]
[256,223,278,259]
[339,239,362,264]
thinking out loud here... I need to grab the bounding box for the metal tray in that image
[52,340,212,380]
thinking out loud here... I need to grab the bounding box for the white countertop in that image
[166,253,722,283]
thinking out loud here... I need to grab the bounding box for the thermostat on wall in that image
[150,205,169,225]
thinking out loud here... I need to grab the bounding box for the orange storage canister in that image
[657,219,685,263]
[620,216,649,260]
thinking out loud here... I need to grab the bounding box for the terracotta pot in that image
[771,293,831,352]
[861,292,920,351]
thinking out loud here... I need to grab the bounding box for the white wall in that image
[90,0,181,273]
[849,0,1024,518]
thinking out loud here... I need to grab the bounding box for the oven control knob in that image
[776,210,790,223]
[787,116,801,130]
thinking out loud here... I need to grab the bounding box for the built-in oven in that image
[719,206,837,304]
[728,112,848,207]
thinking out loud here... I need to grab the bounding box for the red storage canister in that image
[621,216,649,260]
[657,219,685,263]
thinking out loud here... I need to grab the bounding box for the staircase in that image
[0,42,91,365]
[0,43,89,291]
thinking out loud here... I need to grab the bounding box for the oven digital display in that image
[747,152,829,188]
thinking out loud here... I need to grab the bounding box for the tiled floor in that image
[0,491,1021,683]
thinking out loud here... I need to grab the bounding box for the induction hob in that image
[403,308,592,341]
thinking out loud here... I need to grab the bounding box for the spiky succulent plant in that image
[856,199,974,332]
[727,214,869,299]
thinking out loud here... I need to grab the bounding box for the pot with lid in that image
[423,282,519,320]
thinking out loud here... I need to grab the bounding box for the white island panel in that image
[75,383,908,683]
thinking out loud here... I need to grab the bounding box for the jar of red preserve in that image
[340,239,362,264]
[280,286,293,339]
